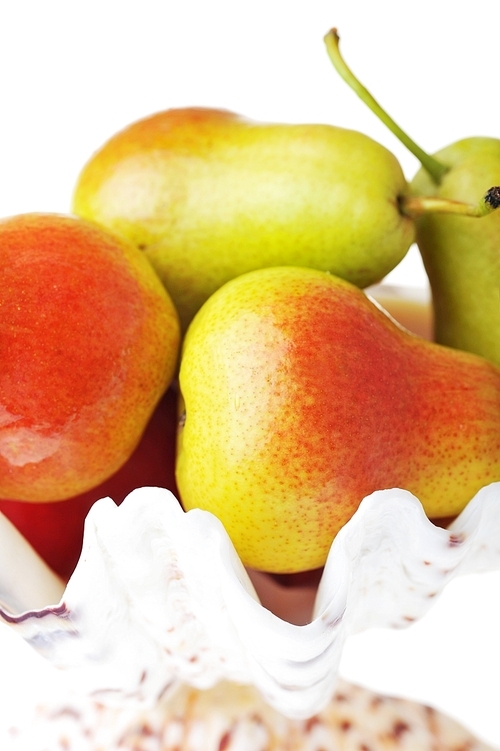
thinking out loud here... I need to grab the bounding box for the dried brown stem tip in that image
[484,186,500,210]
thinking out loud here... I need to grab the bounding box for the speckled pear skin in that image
[176,266,500,573]
[411,137,500,367]
[72,107,415,331]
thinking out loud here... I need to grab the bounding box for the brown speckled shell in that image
[24,679,492,751]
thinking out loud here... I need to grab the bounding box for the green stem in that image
[400,187,500,219]
[323,28,449,185]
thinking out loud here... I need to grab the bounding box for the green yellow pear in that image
[176,266,500,574]
[72,107,415,331]
[325,29,500,366]
[411,142,500,365]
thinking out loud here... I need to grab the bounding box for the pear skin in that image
[72,107,414,331]
[411,137,500,366]
[176,266,500,573]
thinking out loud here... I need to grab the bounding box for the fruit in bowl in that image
[0,213,180,503]
[0,281,436,587]
[0,30,498,749]
[0,281,439,589]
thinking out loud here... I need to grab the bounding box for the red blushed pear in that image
[0,214,180,502]
[176,266,500,574]
[0,387,180,580]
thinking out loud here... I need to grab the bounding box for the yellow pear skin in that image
[176,266,500,574]
[411,137,500,366]
[72,107,414,331]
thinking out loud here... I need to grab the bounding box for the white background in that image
[1,0,499,745]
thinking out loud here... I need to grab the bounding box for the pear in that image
[325,30,500,367]
[176,266,500,574]
[411,142,500,366]
[72,107,415,331]
[0,213,180,502]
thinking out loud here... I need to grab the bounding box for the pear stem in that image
[400,187,500,219]
[323,29,449,185]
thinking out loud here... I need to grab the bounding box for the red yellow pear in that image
[176,266,500,573]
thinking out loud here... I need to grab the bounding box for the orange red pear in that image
[0,213,180,502]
